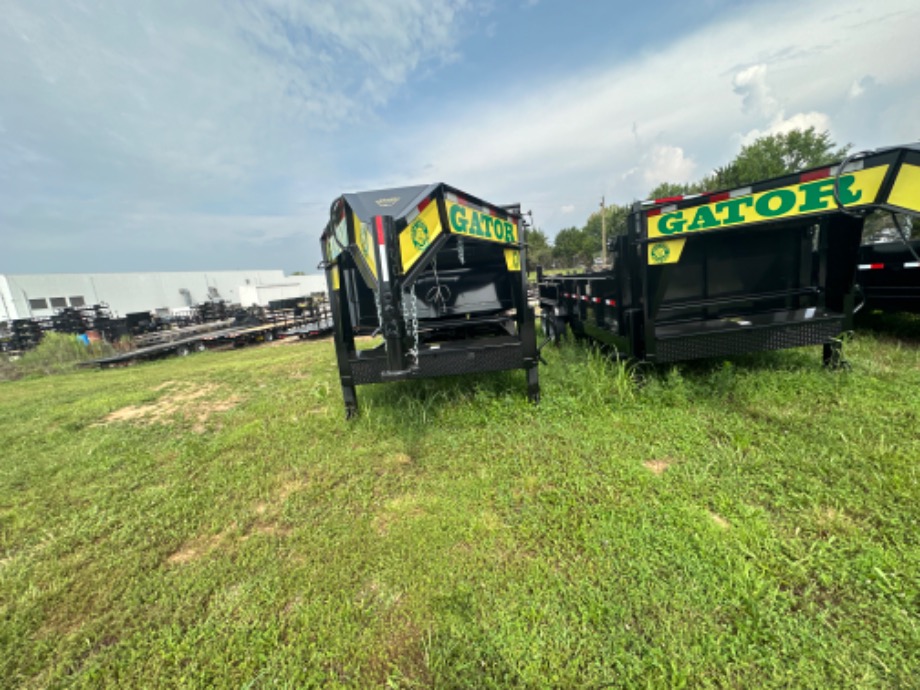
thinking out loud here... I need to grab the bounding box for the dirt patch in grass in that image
[708,511,731,529]
[373,495,427,536]
[814,507,856,537]
[167,527,235,564]
[644,458,672,475]
[100,382,240,431]
[168,512,293,563]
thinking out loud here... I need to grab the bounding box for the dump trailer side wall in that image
[540,145,920,365]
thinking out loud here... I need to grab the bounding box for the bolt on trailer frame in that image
[321,183,539,418]
[539,144,920,366]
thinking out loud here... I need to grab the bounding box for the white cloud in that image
[641,145,697,188]
[0,0,480,271]
[388,0,920,236]
[731,63,832,145]
[740,111,832,146]
[2,0,919,271]
[733,64,780,118]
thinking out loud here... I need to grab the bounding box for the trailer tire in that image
[264,331,275,342]
[176,345,190,357]
[195,342,206,353]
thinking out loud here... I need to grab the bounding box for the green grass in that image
[1,326,918,688]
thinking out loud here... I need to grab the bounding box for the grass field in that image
[1,322,918,688]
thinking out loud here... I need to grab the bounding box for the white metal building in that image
[0,271,327,321]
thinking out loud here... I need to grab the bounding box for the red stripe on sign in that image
[655,195,683,203]
[800,168,830,183]
[709,192,730,203]
[375,216,385,244]
[417,197,431,213]
[647,208,662,217]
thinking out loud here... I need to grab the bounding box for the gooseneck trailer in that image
[538,145,920,366]
[321,183,539,418]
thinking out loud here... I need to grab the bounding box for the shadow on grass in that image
[357,368,528,436]
[854,309,920,343]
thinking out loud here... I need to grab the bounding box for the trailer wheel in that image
[264,331,275,342]
[176,345,190,357]
[195,342,206,353]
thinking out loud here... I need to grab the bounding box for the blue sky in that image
[2,0,918,274]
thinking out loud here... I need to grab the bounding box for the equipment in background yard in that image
[538,144,920,367]
[321,183,539,419]
[856,238,920,314]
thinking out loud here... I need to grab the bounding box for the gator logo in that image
[650,242,670,264]
[359,226,370,255]
[411,219,430,250]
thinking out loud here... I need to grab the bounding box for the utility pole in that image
[600,196,607,267]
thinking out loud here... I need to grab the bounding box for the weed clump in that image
[5,332,116,379]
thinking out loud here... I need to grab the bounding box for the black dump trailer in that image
[857,238,920,313]
[539,144,920,366]
[321,183,539,418]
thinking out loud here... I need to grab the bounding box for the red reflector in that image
[869,263,884,270]
[709,192,730,203]
[375,216,385,244]
[647,208,662,217]
[655,195,683,203]
[800,168,830,183]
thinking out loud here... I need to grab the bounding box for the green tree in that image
[525,227,553,271]
[583,204,630,258]
[553,226,591,268]
[645,127,850,198]
[646,181,693,200]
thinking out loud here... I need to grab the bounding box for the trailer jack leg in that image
[823,339,850,370]
[526,366,540,404]
[342,384,359,420]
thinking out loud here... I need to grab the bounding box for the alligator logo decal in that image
[411,219,430,250]
[650,242,671,264]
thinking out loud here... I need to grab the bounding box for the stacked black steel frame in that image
[321,183,539,418]
[539,144,920,367]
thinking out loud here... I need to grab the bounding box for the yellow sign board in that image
[888,163,920,214]
[354,212,377,280]
[399,200,443,272]
[649,166,889,242]
[504,248,522,271]
[445,201,518,245]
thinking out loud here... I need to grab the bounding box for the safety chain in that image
[402,285,420,365]
[373,287,383,332]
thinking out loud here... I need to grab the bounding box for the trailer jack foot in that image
[342,384,359,420]
[526,367,540,404]
[823,341,850,370]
